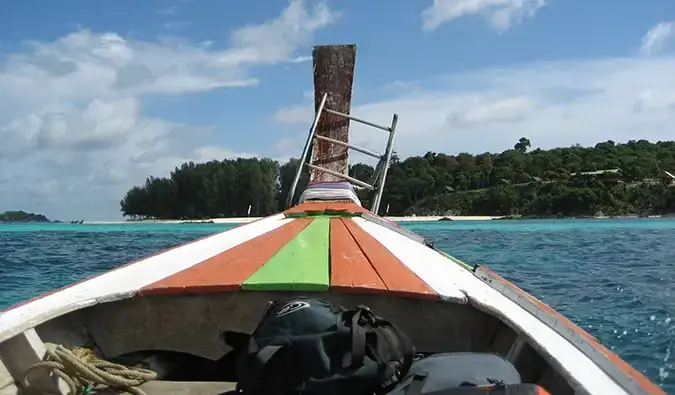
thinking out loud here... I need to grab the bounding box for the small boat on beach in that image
[0,45,665,395]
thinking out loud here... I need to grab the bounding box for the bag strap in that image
[339,306,415,392]
[351,309,368,367]
[374,316,415,392]
[336,308,370,369]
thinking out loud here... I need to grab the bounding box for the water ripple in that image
[413,220,675,391]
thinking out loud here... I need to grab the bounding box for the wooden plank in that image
[330,218,387,292]
[243,218,330,291]
[310,44,356,182]
[139,219,312,295]
[323,201,370,213]
[97,381,237,395]
[342,218,439,299]
[284,201,327,214]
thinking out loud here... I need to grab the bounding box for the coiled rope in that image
[23,343,157,395]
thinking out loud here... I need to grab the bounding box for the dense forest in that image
[0,211,50,223]
[120,138,675,219]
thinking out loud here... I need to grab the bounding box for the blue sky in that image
[0,0,674,220]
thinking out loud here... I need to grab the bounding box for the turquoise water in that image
[1,219,673,391]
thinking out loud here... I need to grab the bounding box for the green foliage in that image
[399,139,675,217]
[120,158,279,219]
[277,158,310,211]
[0,210,50,223]
[514,137,531,153]
[120,139,675,219]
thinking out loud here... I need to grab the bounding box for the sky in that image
[0,0,674,220]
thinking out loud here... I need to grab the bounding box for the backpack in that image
[386,352,549,395]
[235,297,415,395]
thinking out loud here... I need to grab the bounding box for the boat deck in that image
[140,213,441,299]
[0,201,467,342]
[94,381,236,395]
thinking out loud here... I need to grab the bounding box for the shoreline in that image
[80,215,502,225]
[76,213,669,225]
[385,215,501,222]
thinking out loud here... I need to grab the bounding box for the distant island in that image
[0,210,51,223]
[119,138,675,220]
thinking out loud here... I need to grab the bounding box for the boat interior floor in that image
[92,381,237,395]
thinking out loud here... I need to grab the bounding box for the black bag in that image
[235,297,415,395]
[387,352,524,395]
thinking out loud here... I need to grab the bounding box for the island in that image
[0,210,51,223]
[119,138,675,220]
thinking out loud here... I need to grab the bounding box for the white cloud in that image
[445,96,538,127]
[275,137,298,154]
[422,0,547,31]
[274,105,314,124]
[289,55,313,63]
[157,5,180,16]
[163,21,192,30]
[640,21,675,55]
[273,56,675,166]
[224,0,338,65]
[0,0,337,220]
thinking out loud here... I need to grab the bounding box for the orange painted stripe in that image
[285,201,327,214]
[139,219,312,295]
[341,218,438,300]
[329,218,387,293]
[477,265,666,395]
[284,201,370,215]
[326,201,370,213]
[538,386,551,395]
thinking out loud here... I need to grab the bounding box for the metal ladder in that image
[286,93,399,215]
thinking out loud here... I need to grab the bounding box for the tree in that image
[277,158,309,211]
[0,211,50,223]
[120,139,675,219]
[514,137,531,153]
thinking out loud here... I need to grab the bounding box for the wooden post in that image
[310,44,356,182]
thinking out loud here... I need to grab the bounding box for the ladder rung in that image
[306,164,374,190]
[314,135,382,160]
[324,108,392,133]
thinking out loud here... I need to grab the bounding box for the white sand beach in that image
[81,218,262,225]
[386,215,501,222]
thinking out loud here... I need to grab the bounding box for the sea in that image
[1,218,673,392]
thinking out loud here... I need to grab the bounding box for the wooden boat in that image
[0,45,665,395]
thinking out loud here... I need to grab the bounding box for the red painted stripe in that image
[139,219,312,295]
[329,218,387,293]
[341,218,439,300]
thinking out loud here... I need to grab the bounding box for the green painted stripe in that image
[242,217,330,291]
